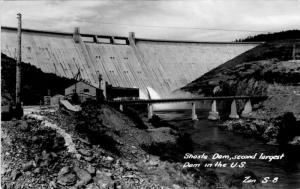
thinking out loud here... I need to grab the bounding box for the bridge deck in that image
[107,95,268,104]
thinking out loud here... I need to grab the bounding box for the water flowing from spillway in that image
[146,87,191,111]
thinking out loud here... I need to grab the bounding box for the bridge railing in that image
[106,95,268,120]
[106,95,268,105]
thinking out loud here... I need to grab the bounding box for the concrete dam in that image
[1,26,260,99]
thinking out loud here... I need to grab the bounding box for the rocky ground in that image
[1,102,228,189]
[220,113,300,145]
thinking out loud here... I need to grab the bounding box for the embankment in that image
[1,102,227,188]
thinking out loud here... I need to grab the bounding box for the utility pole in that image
[292,44,296,60]
[15,13,23,118]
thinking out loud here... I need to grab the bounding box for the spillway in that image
[1,27,260,98]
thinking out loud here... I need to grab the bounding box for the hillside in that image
[1,53,75,106]
[182,39,300,119]
[236,30,300,42]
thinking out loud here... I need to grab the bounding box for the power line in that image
[91,21,270,33]
[22,18,270,33]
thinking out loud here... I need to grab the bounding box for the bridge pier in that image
[119,104,123,112]
[242,99,252,117]
[208,100,220,120]
[148,104,153,119]
[229,100,239,119]
[191,102,198,120]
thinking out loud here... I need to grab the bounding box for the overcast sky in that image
[1,0,300,41]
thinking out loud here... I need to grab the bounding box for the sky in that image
[1,0,300,41]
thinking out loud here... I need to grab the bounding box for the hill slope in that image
[181,39,300,119]
[236,30,300,42]
[1,53,75,106]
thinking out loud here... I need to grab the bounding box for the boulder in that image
[22,161,36,172]
[94,170,113,189]
[147,127,178,145]
[86,164,96,175]
[57,173,77,186]
[78,148,92,157]
[73,167,92,186]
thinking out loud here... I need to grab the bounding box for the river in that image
[156,109,300,189]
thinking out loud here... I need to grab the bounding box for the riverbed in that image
[156,109,300,189]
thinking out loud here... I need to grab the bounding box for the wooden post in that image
[15,13,23,118]
[16,13,22,106]
[191,102,198,120]
[293,44,296,60]
[208,100,220,120]
[148,103,153,119]
[119,104,123,112]
[229,100,239,119]
[99,75,107,99]
[242,99,252,117]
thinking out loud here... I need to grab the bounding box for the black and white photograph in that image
[1,0,300,188]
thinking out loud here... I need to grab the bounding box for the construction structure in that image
[1,26,261,99]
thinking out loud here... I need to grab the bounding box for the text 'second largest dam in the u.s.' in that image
[1,26,261,98]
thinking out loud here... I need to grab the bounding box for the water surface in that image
[156,109,300,189]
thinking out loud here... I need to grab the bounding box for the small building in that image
[65,81,98,103]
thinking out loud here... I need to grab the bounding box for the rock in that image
[102,156,114,167]
[78,137,91,145]
[32,136,39,142]
[114,181,122,189]
[147,157,159,166]
[147,127,178,145]
[73,167,92,186]
[78,148,92,157]
[40,160,50,167]
[58,166,70,176]
[94,170,113,188]
[172,184,182,189]
[86,164,96,175]
[42,150,50,160]
[2,184,7,189]
[103,156,114,162]
[84,156,94,162]
[75,153,82,160]
[49,180,57,188]
[86,183,100,189]
[267,139,278,145]
[263,125,278,141]
[123,162,138,171]
[57,172,77,186]
[19,121,29,131]
[50,152,58,158]
[249,124,257,133]
[289,136,300,145]
[33,168,41,174]
[11,169,22,181]
[22,161,36,171]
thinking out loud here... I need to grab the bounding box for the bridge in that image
[107,95,268,120]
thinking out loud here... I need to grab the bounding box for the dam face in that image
[1,27,260,98]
